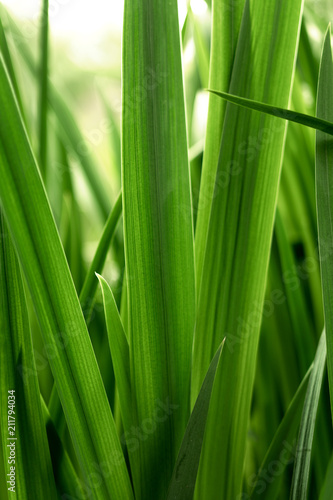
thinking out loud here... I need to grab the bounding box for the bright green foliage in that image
[0,1,332,499]
[122,0,195,498]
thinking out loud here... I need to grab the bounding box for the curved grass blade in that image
[97,274,131,432]
[122,0,196,497]
[250,365,311,500]
[315,25,333,422]
[38,0,48,178]
[0,212,57,500]
[207,89,333,136]
[290,331,327,500]
[0,56,133,499]
[166,341,224,500]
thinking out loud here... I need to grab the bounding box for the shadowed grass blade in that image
[0,213,57,500]
[290,332,327,500]
[166,341,224,500]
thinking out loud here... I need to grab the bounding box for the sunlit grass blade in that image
[0,55,133,499]
[166,341,224,500]
[208,89,333,136]
[193,1,304,498]
[290,331,327,500]
[315,25,333,422]
[38,0,48,178]
[122,0,196,497]
[0,212,57,500]
[250,366,311,500]
[194,0,245,295]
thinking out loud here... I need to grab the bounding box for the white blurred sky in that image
[1,0,207,40]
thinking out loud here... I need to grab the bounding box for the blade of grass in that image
[207,89,333,136]
[194,0,245,296]
[166,341,224,500]
[193,1,304,498]
[41,398,85,500]
[315,25,333,422]
[0,212,57,500]
[122,0,196,497]
[38,0,48,178]
[0,55,133,499]
[250,365,311,500]
[290,331,327,500]
[319,453,333,500]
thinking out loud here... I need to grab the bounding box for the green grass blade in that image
[80,191,122,320]
[315,25,333,422]
[290,331,327,500]
[0,56,133,499]
[166,341,224,500]
[250,366,311,500]
[41,398,85,500]
[319,453,333,500]
[207,89,333,136]
[122,0,196,496]
[38,0,48,178]
[0,213,57,500]
[193,1,304,498]
[194,0,245,295]
[97,274,131,431]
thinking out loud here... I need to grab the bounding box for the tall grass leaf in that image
[250,366,311,500]
[97,274,131,431]
[38,0,48,178]
[194,0,245,296]
[315,25,333,421]
[0,56,133,499]
[193,1,304,498]
[80,191,122,320]
[290,331,327,500]
[122,0,196,497]
[166,341,224,500]
[0,212,57,500]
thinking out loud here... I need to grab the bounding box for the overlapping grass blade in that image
[194,0,245,294]
[319,453,333,500]
[290,331,327,500]
[315,25,333,421]
[41,399,85,500]
[208,89,333,135]
[166,341,224,500]
[193,1,304,498]
[0,212,57,500]
[0,56,133,499]
[38,0,48,177]
[122,0,196,497]
[250,366,311,500]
